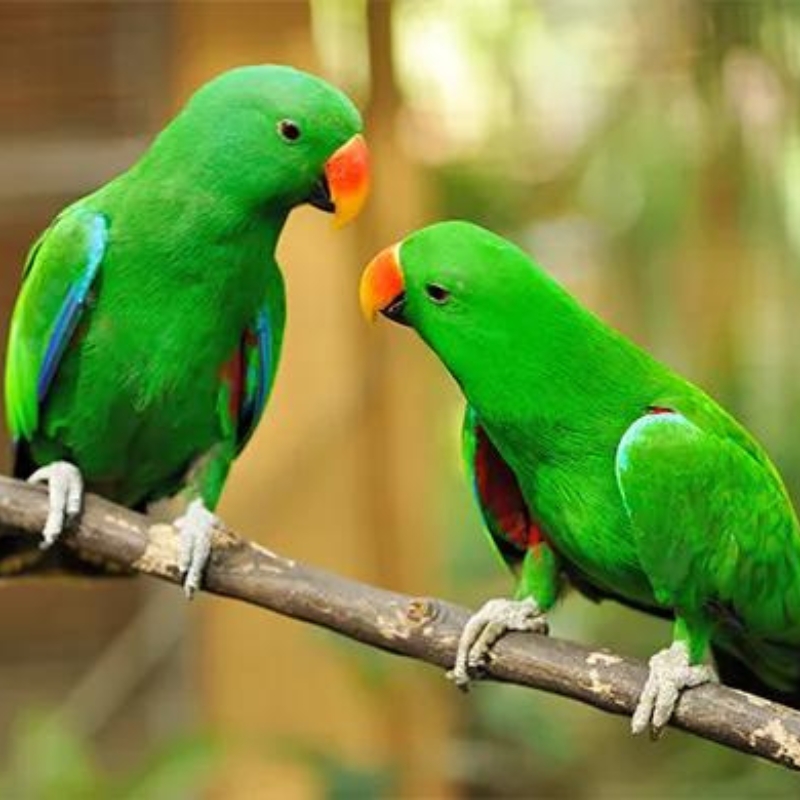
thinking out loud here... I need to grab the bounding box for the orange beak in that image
[359,243,406,322]
[325,133,370,227]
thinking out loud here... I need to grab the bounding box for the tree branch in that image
[1,476,799,770]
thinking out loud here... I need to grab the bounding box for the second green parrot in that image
[360,220,800,735]
[5,65,369,594]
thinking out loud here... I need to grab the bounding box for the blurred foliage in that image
[266,629,403,799]
[275,738,397,800]
[0,710,218,800]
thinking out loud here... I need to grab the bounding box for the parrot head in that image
[153,65,369,226]
[358,220,592,417]
[360,220,543,357]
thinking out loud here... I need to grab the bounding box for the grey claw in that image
[631,641,716,737]
[28,461,84,548]
[447,597,548,690]
[175,499,217,598]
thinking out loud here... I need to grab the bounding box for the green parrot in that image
[4,65,369,595]
[359,220,800,735]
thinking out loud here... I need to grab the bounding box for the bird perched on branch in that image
[360,220,800,736]
[4,65,369,595]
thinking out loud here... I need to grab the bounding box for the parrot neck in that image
[111,155,289,257]
[129,126,295,232]
[449,284,672,461]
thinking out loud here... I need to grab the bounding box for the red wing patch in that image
[647,405,675,415]
[474,425,545,550]
[219,343,244,422]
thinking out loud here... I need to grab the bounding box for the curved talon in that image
[175,499,217,598]
[27,461,84,548]
[631,641,716,738]
[447,597,548,690]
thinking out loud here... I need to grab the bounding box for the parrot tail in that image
[712,643,800,711]
[570,574,800,710]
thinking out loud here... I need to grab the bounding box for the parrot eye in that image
[425,283,451,304]
[277,119,302,142]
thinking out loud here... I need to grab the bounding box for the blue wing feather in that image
[36,213,107,403]
[5,209,108,443]
[235,304,273,451]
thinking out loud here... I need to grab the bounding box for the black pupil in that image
[426,284,450,303]
[280,121,300,141]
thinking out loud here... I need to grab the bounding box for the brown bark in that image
[1,475,799,772]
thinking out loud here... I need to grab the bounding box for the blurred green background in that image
[1,0,800,797]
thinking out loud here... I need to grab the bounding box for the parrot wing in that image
[5,208,108,446]
[462,405,544,574]
[615,406,800,691]
[218,303,275,454]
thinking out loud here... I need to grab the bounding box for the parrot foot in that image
[175,499,217,599]
[446,597,548,690]
[631,641,716,738]
[27,461,84,548]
